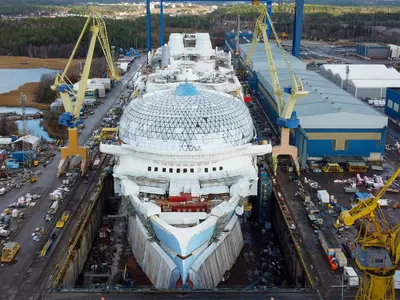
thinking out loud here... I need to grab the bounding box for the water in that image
[0,68,58,93]
[0,106,41,114]
[16,119,53,141]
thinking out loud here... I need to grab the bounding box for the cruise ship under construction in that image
[100,32,272,289]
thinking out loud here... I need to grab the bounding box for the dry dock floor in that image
[277,165,400,300]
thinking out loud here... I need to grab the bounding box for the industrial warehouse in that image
[319,64,400,99]
[238,43,388,167]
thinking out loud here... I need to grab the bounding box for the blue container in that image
[12,151,36,163]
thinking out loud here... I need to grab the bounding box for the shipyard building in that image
[355,43,390,59]
[319,64,400,99]
[386,88,400,123]
[238,43,388,168]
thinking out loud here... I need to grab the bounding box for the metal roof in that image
[13,135,40,148]
[321,64,400,81]
[0,137,12,145]
[239,43,388,130]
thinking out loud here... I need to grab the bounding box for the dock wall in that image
[58,174,113,288]
[271,190,312,288]
[62,193,104,287]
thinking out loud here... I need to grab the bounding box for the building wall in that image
[385,88,400,121]
[351,86,386,99]
[389,45,400,59]
[300,128,386,159]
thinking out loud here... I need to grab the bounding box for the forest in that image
[2,0,400,5]
[0,4,400,58]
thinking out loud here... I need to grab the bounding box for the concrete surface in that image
[0,56,145,296]
[45,290,321,300]
[276,162,400,299]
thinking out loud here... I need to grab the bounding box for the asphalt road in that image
[0,57,145,296]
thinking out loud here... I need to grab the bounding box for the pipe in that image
[292,0,304,57]
[160,0,164,47]
[146,0,152,56]
[265,0,272,39]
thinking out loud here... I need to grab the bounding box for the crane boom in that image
[51,11,121,177]
[243,7,309,176]
[245,11,284,114]
[335,166,400,300]
[339,166,400,227]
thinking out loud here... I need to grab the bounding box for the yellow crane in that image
[337,166,400,300]
[244,7,309,176]
[51,11,120,177]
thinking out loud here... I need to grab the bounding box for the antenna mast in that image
[20,92,31,167]
[345,64,350,90]
[235,14,240,56]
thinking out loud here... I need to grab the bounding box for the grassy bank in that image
[0,82,49,109]
[0,55,81,70]
[0,56,82,109]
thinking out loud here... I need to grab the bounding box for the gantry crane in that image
[244,7,309,176]
[51,11,120,177]
[337,166,400,300]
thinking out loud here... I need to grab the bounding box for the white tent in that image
[0,137,12,145]
[12,135,40,149]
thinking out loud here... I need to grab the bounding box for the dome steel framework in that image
[119,85,255,152]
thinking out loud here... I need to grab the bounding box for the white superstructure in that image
[137,33,244,99]
[100,33,272,289]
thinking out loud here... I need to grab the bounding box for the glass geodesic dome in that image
[119,83,255,152]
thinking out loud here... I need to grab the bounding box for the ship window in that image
[183,168,188,173]
[219,166,223,170]
[169,168,173,173]
[162,168,166,172]
[154,167,158,172]
[177,168,181,173]
[190,168,194,173]
[147,166,151,171]
[204,168,209,173]
[212,167,216,171]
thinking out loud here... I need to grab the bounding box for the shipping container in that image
[87,83,106,98]
[89,78,111,91]
[335,250,348,267]
[344,267,359,286]
[395,270,400,289]
[11,151,36,163]
[356,43,389,59]
[317,190,330,204]
[318,227,341,256]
